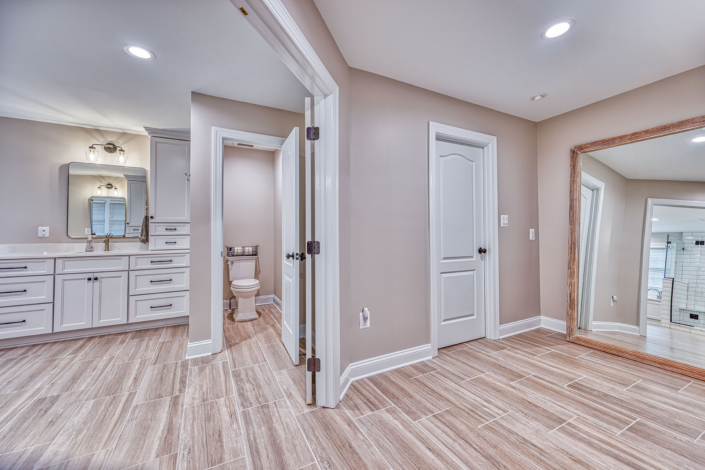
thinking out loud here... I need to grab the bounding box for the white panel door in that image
[304,97,313,404]
[54,273,94,332]
[93,271,128,328]
[433,140,485,348]
[281,127,301,364]
[150,137,190,223]
[578,184,595,330]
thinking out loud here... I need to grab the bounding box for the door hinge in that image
[306,241,320,255]
[306,127,319,141]
[307,356,321,372]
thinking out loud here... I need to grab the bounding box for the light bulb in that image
[85,146,99,162]
[96,186,103,195]
[112,187,119,196]
[117,149,127,164]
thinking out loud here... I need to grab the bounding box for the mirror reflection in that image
[67,162,147,238]
[578,127,705,368]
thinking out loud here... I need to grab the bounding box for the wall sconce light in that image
[96,182,120,196]
[86,142,128,164]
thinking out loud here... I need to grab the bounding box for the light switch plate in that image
[501,215,509,227]
[530,229,535,240]
[85,228,91,235]
[38,227,49,238]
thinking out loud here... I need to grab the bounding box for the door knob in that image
[478,247,487,254]
[286,252,295,260]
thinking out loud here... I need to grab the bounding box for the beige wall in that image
[0,117,149,244]
[222,146,280,301]
[346,69,540,364]
[581,155,628,323]
[537,65,705,321]
[190,93,305,343]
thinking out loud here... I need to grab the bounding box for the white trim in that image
[225,0,341,408]
[143,127,190,141]
[0,112,148,135]
[273,295,282,312]
[592,322,640,335]
[222,294,281,310]
[579,172,604,332]
[541,316,567,334]
[186,339,213,359]
[339,344,432,401]
[639,198,705,336]
[499,316,542,338]
[428,122,500,357]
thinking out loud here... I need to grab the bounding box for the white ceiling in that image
[652,206,705,233]
[587,128,705,181]
[0,0,310,134]
[313,0,705,121]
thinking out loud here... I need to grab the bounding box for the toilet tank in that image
[227,256,257,281]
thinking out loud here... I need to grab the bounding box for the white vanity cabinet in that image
[147,130,191,252]
[149,137,190,223]
[54,271,128,332]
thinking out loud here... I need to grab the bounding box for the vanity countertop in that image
[0,243,189,260]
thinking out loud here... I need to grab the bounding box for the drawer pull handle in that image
[165,228,177,231]
[150,260,173,264]
[150,279,173,284]
[0,290,27,295]
[0,320,26,327]
[0,266,27,270]
[150,304,173,309]
[165,242,177,245]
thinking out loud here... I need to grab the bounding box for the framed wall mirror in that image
[67,162,147,238]
[568,115,705,380]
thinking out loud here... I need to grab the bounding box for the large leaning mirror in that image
[569,115,705,378]
[67,162,147,238]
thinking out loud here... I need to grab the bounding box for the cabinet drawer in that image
[130,253,190,270]
[130,268,189,295]
[149,236,190,251]
[0,304,53,339]
[150,223,190,235]
[0,275,54,308]
[129,291,189,323]
[0,259,54,278]
[56,256,129,274]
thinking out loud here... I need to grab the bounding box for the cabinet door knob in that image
[87,277,92,282]
[478,247,487,254]
[93,277,98,281]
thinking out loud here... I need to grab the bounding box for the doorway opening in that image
[578,172,604,332]
[428,122,499,356]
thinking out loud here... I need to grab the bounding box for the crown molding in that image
[143,127,191,141]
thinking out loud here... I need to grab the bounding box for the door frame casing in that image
[638,198,705,336]
[579,172,604,332]
[219,0,341,408]
[429,122,499,357]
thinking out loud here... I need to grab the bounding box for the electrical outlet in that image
[501,215,509,227]
[360,307,370,329]
[611,295,617,307]
[38,227,49,238]
[85,228,91,235]
[529,228,535,240]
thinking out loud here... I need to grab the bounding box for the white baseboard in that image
[498,315,567,338]
[339,344,432,401]
[186,339,212,359]
[591,321,640,335]
[222,295,282,310]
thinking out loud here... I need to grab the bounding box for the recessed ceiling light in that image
[541,19,575,39]
[124,45,155,60]
[651,218,659,221]
[692,136,705,143]
[530,93,547,101]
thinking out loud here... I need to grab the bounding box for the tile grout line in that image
[227,322,252,470]
[678,381,694,393]
[351,404,395,421]
[410,406,469,470]
[478,410,512,428]
[623,379,642,391]
[342,405,393,470]
[31,336,132,470]
[104,326,167,469]
[548,415,577,434]
[616,417,640,436]
[415,406,452,422]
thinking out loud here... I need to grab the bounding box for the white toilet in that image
[227,255,260,321]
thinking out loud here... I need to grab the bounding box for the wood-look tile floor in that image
[4,321,705,469]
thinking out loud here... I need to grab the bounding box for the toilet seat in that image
[231,279,259,289]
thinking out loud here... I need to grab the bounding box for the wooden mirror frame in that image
[567,114,705,381]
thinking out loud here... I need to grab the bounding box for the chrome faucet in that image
[648,288,662,300]
[104,234,113,252]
